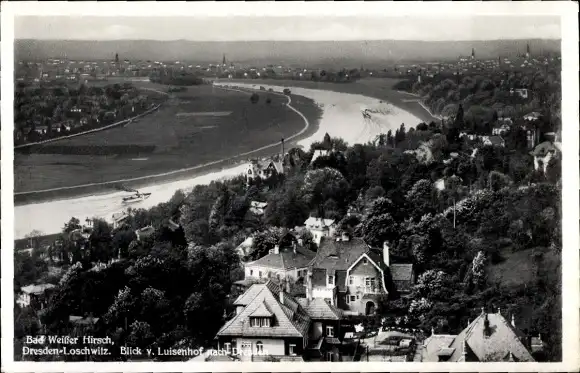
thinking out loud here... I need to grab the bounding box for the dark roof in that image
[248,246,315,270]
[448,312,534,362]
[530,141,560,157]
[217,280,310,338]
[309,237,370,272]
[486,136,505,146]
[390,264,414,282]
[297,298,344,320]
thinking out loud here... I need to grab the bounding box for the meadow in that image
[15,84,320,197]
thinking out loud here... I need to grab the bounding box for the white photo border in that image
[1,1,578,372]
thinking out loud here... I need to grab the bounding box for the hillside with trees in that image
[15,110,562,360]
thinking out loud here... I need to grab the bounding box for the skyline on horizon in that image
[15,16,561,42]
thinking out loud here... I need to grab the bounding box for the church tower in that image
[526,43,530,58]
[471,48,475,60]
[222,54,226,67]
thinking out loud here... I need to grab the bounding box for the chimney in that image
[286,277,291,293]
[297,238,304,246]
[306,270,313,303]
[281,138,285,157]
[274,244,280,254]
[431,327,435,336]
[511,314,516,328]
[279,280,285,304]
[483,313,491,337]
[341,232,350,242]
[498,307,501,315]
[383,241,390,267]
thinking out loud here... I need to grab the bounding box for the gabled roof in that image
[530,141,560,157]
[296,298,344,320]
[448,312,534,362]
[247,246,315,270]
[21,284,55,295]
[304,217,336,229]
[309,237,370,272]
[217,281,310,338]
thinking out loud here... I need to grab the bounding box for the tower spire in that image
[222,53,226,66]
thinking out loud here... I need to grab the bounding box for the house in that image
[510,88,529,99]
[307,234,414,315]
[459,131,477,141]
[483,136,505,147]
[296,297,345,361]
[215,280,310,361]
[136,225,155,241]
[310,149,331,165]
[69,315,101,330]
[112,211,129,229]
[244,236,315,282]
[33,125,48,135]
[419,310,535,362]
[303,217,336,246]
[249,201,268,216]
[236,236,255,259]
[530,141,561,173]
[492,123,511,136]
[523,111,541,121]
[246,158,284,183]
[18,284,56,308]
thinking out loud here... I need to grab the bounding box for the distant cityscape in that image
[15,43,560,86]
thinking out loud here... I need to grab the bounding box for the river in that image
[14,83,421,239]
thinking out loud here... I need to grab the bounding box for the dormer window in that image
[328,275,335,285]
[250,317,271,327]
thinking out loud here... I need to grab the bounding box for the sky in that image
[14,16,561,42]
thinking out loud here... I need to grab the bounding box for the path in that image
[15,86,310,196]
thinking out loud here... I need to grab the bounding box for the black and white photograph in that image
[2,2,579,371]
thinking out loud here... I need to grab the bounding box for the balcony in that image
[362,286,380,294]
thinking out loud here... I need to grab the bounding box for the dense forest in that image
[15,108,562,361]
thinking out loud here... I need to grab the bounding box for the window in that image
[350,295,356,302]
[256,341,264,354]
[224,342,231,353]
[349,276,354,285]
[250,270,253,276]
[328,275,334,285]
[326,325,334,337]
[259,271,262,278]
[250,317,271,327]
[326,351,334,361]
[345,295,349,304]
[363,258,368,265]
[289,344,296,355]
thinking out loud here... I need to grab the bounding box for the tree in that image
[250,93,260,104]
[405,179,436,220]
[362,213,399,248]
[302,167,349,211]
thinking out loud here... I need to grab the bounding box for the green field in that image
[15,84,320,196]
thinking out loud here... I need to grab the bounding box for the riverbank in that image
[14,88,321,206]
[15,83,422,238]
